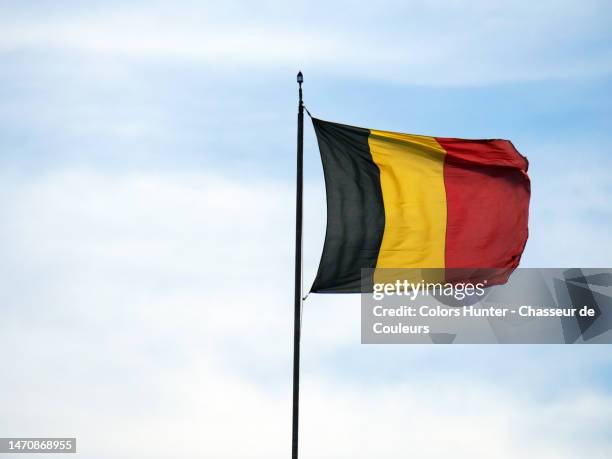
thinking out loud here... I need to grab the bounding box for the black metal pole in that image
[292,71,304,459]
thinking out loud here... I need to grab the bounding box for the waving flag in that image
[311,118,531,293]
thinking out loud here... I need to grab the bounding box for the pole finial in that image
[297,71,303,84]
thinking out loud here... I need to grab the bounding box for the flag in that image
[310,118,531,293]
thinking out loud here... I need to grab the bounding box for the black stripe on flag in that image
[310,118,385,293]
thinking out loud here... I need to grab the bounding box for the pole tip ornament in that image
[297,71,303,84]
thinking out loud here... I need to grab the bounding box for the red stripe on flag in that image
[437,138,530,277]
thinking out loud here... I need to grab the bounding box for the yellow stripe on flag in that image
[368,130,448,278]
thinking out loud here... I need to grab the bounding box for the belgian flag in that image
[311,118,531,293]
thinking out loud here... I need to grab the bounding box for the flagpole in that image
[292,71,304,459]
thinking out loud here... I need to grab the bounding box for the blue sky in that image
[1,1,612,458]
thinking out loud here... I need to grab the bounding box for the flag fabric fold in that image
[310,118,531,293]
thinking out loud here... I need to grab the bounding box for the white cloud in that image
[300,380,612,459]
[1,1,611,85]
[522,144,612,267]
[1,168,612,457]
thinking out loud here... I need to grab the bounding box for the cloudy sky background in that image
[1,1,612,457]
